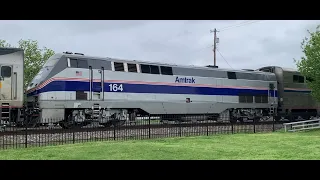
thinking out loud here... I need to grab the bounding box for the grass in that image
[1,130,320,160]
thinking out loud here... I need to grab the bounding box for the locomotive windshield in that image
[43,54,61,67]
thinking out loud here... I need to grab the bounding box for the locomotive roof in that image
[258,66,299,73]
[56,52,276,76]
[0,47,24,55]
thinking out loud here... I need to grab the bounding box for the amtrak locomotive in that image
[0,47,318,128]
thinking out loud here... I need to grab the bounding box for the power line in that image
[219,20,263,32]
[217,49,233,69]
[218,20,254,31]
[208,20,264,67]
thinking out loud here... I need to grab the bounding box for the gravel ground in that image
[0,124,283,149]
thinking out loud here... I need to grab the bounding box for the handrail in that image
[284,119,320,132]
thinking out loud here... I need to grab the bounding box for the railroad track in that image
[0,121,283,136]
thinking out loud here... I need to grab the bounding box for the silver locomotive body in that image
[26,52,278,128]
[0,48,24,124]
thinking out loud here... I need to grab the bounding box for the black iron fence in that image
[0,113,290,150]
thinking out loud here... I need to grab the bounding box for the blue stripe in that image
[284,90,311,93]
[27,81,278,97]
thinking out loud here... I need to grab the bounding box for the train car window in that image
[298,76,304,83]
[247,96,253,103]
[239,95,253,103]
[306,77,314,82]
[293,75,298,82]
[293,75,304,83]
[227,72,237,79]
[76,91,87,100]
[160,66,173,75]
[261,95,268,103]
[70,59,78,68]
[1,66,11,77]
[255,95,268,103]
[127,63,137,72]
[141,64,151,73]
[77,59,88,68]
[150,65,160,74]
[239,96,246,103]
[114,62,125,71]
[255,96,262,103]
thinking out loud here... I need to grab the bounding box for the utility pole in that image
[210,28,219,68]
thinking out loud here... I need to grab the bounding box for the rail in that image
[283,119,320,132]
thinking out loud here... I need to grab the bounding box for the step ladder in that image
[0,103,11,129]
[1,103,11,121]
[268,83,276,116]
[92,103,101,118]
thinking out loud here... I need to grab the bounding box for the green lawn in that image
[1,130,320,160]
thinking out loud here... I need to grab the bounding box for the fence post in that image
[72,118,75,144]
[231,121,234,134]
[113,121,116,141]
[272,115,275,132]
[148,115,151,139]
[206,114,209,136]
[253,118,256,133]
[179,115,182,137]
[23,107,28,148]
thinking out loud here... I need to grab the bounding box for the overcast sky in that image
[1,20,319,70]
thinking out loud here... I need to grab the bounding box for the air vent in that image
[206,65,218,68]
[63,51,73,54]
[74,53,84,55]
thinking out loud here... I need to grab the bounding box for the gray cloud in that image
[0,20,320,70]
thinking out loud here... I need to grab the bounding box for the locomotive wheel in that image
[253,117,260,122]
[230,117,237,123]
[59,114,83,129]
[100,121,112,127]
[112,120,126,127]
[274,116,281,122]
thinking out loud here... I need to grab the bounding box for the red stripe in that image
[0,106,23,108]
[27,77,274,93]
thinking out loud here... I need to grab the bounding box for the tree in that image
[0,39,55,89]
[295,25,320,101]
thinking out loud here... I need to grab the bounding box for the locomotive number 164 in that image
[109,84,124,92]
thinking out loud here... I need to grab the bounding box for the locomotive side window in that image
[114,62,125,72]
[127,63,137,72]
[160,66,173,75]
[140,64,160,74]
[70,59,78,68]
[141,64,150,73]
[227,72,237,79]
[150,65,160,74]
[1,66,11,77]
[70,59,88,68]
[78,59,88,68]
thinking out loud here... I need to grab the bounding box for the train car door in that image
[90,66,104,101]
[0,65,12,100]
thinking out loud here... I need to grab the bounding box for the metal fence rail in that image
[0,114,287,150]
[284,118,320,132]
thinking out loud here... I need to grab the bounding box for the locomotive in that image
[0,47,318,128]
